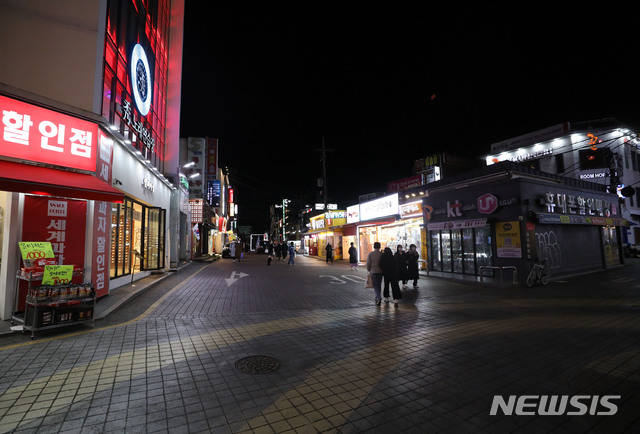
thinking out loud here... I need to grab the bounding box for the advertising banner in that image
[496,221,522,258]
[0,94,98,172]
[92,133,114,297]
[22,196,86,267]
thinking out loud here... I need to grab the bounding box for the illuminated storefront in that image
[304,211,347,259]
[424,162,627,284]
[357,193,400,258]
[0,95,125,319]
[0,0,184,321]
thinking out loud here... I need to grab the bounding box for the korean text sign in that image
[42,265,74,285]
[1,94,98,171]
[18,241,55,261]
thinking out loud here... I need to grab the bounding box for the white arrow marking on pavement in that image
[319,275,346,284]
[226,271,249,287]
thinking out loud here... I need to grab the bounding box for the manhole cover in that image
[235,355,280,374]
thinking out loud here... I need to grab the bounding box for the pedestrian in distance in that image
[230,241,237,262]
[381,247,402,305]
[288,242,296,265]
[233,241,242,262]
[282,242,288,261]
[275,242,281,260]
[366,242,384,305]
[394,245,409,289]
[348,242,358,271]
[406,244,420,289]
[325,243,333,263]
[267,242,274,266]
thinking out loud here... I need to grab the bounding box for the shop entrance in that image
[430,226,492,274]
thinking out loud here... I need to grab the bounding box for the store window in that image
[110,198,165,277]
[359,226,377,259]
[429,226,493,274]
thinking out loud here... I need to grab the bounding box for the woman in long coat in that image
[394,245,409,289]
[405,244,420,288]
[381,247,402,304]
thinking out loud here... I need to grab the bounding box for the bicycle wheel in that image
[540,269,551,285]
[526,269,536,287]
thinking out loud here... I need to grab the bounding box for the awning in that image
[0,160,124,203]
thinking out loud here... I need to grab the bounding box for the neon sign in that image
[130,44,152,116]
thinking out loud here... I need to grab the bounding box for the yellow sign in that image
[18,241,55,260]
[42,265,74,285]
[496,221,522,258]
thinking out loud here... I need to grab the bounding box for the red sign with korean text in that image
[0,94,98,171]
[22,196,86,267]
[92,133,114,297]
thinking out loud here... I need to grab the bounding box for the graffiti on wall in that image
[535,231,562,269]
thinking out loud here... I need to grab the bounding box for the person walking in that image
[267,242,274,266]
[233,241,242,262]
[381,247,402,305]
[274,242,281,260]
[394,245,409,289]
[325,243,333,263]
[230,241,237,263]
[288,242,296,265]
[348,242,358,271]
[406,244,420,289]
[366,242,384,305]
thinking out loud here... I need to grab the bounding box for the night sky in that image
[179,5,640,232]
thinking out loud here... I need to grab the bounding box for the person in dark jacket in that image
[348,242,358,271]
[325,243,333,263]
[381,247,402,305]
[394,245,409,289]
[406,244,420,289]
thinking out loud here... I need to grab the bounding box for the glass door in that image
[441,231,452,272]
[475,226,493,272]
[452,230,463,273]
[462,228,475,274]
[430,231,441,271]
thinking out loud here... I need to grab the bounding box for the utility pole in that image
[316,137,333,211]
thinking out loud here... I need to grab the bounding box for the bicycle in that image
[526,259,550,287]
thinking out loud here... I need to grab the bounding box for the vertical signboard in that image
[186,137,206,197]
[92,133,114,297]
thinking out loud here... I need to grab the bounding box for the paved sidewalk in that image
[0,253,638,433]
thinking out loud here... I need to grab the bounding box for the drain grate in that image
[234,355,280,374]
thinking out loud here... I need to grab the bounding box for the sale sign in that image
[42,265,74,285]
[18,241,55,261]
[0,94,98,172]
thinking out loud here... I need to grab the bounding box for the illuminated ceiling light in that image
[189,173,200,179]
[109,125,118,131]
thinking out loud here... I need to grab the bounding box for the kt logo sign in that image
[478,193,499,214]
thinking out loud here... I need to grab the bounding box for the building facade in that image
[423,162,627,285]
[0,0,185,320]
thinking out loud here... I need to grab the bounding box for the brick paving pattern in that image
[0,254,638,433]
